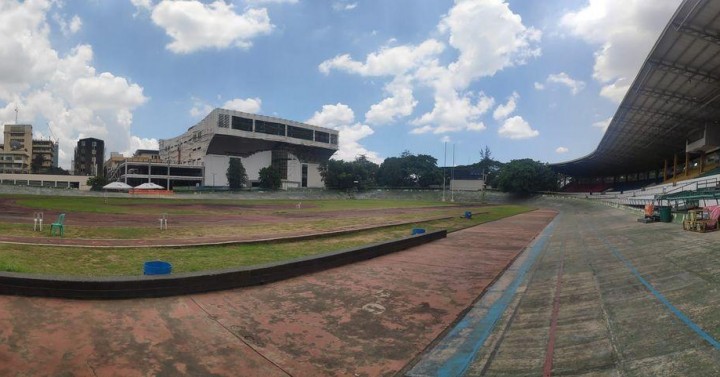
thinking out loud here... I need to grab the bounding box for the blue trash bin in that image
[411,228,426,235]
[464,211,472,219]
[143,261,172,275]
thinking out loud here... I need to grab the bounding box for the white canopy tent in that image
[134,182,165,190]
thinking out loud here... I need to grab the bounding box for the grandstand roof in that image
[552,0,720,177]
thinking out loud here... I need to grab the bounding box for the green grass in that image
[0,204,532,276]
[10,195,456,215]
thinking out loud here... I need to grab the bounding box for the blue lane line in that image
[596,235,720,350]
[434,218,558,377]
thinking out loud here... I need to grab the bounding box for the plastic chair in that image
[51,213,65,236]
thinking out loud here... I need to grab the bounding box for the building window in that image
[255,120,285,136]
[315,131,329,143]
[231,116,253,132]
[218,114,230,128]
[287,126,314,141]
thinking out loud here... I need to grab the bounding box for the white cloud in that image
[222,97,262,113]
[320,0,540,135]
[546,72,585,95]
[71,72,147,110]
[0,1,149,168]
[493,91,518,120]
[306,103,355,128]
[365,75,416,125]
[592,117,612,132]
[319,39,445,77]
[130,0,153,11]
[556,146,569,153]
[246,0,298,4]
[411,91,493,133]
[561,0,681,102]
[534,82,544,90]
[437,0,541,89]
[128,136,159,155]
[441,136,451,143]
[498,116,539,139]
[151,1,273,54]
[306,103,381,164]
[189,97,213,117]
[53,14,82,36]
[333,2,357,11]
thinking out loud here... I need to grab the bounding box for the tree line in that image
[317,147,558,193]
[224,148,558,193]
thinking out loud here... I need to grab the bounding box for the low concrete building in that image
[0,173,89,190]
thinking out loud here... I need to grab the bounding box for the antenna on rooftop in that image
[14,106,18,124]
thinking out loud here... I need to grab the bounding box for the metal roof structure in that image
[552,0,720,177]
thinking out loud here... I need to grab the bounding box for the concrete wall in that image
[204,151,272,186]
[451,179,485,191]
[203,152,325,189]
[0,173,90,190]
[308,163,323,187]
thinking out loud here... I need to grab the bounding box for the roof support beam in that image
[619,105,708,125]
[638,87,709,107]
[648,58,720,83]
[673,22,720,48]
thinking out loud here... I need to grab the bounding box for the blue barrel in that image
[143,261,172,275]
[464,211,472,219]
[411,228,426,235]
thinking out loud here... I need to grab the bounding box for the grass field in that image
[0,193,532,276]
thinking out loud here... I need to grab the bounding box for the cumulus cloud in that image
[411,91,493,134]
[556,146,569,153]
[320,0,541,133]
[364,75,417,125]
[0,1,151,168]
[306,103,381,163]
[534,82,545,90]
[436,0,541,89]
[319,39,445,77]
[151,0,273,54]
[546,72,585,95]
[498,116,539,139]
[592,117,612,132]
[561,0,681,102]
[222,97,262,113]
[493,91,519,120]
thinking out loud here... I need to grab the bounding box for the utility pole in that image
[442,141,447,202]
[451,144,455,202]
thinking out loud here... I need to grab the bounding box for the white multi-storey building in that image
[159,108,339,188]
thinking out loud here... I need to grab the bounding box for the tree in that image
[319,155,379,190]
[31,154,46,174]
[86,175,109,191]
[377,151,441,188]
[258,166,282,190]
[496,159,558,194]
[226,158,247,189]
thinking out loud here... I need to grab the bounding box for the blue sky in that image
[0,0,682,168]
